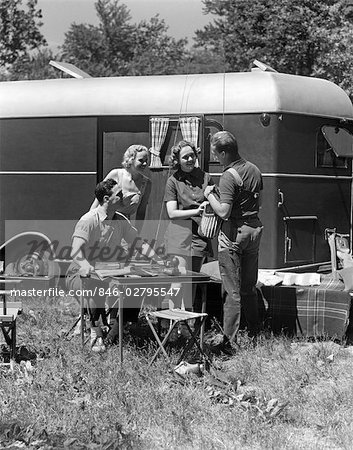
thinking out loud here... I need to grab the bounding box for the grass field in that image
[1,295,353,450]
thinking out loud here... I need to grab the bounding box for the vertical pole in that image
[350,163,353,253]
[119,290,123,366]
[80,292,84,348]
[200,283,207,350]
[11,320,16,361]
[78,275,85,348]
[3,289,6,316]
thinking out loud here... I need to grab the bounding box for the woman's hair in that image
[122,145,149,168]
[169,140,198,169]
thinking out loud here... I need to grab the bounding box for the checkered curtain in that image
[179,117,200,167]
[149,117,169,168]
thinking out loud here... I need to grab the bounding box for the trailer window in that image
[316,128,347,168]
[322,126,353,158]
[157,120,183,166]
[205,119,223,171]
[150,116,202,167]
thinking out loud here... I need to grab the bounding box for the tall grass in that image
[0,296,353,449]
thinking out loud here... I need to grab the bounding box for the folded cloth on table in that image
[258,270,283,286]
[275,272,321,287]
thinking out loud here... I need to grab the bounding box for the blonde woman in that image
[90,145,151,222]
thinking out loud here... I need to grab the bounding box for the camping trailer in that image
[0,69,353,274]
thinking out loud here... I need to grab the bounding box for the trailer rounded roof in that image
[1,71,352,119]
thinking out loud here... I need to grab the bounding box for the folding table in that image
[87,267,211,365]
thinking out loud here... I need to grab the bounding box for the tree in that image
[61,0,134,76]
[61,23,111,76]
[128,16,188,76]
[0,0,46,68]
[61,0,189,77]
[194,0,353,82]
[8,48,58,81]
[312,2,353,99]
[185,48,229,74]
[95,0,135,71]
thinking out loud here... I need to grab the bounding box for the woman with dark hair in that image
[164,140,214,310]
[90,145,151,222]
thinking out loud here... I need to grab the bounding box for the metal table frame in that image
[83,270,211,365]
[0,277,23,364]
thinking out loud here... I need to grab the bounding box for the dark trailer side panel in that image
[0,71,352,270]
[0,117,97,251]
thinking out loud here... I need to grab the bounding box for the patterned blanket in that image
[262,282,351,339]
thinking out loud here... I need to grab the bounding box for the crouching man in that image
[66,178,162,352]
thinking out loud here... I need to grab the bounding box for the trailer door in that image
[99,116,150,179]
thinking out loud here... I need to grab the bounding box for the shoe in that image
[91,337,106,353]
[90,327,106,353]
[220,340,237,357]
[213,337,237,357]
[174,361,204,376]
[16,346,37,362]
[101,325,110,337]
[103,337,116,348]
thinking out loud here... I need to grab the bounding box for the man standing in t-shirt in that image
[204,131,263,353]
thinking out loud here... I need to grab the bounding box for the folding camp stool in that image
[145,309,208,366]
[0,288,22,365]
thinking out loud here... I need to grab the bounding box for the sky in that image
[37,0,211,51]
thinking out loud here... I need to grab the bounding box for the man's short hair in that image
[211,131,239,156]
[95,178,117,204]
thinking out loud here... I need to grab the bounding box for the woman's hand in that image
[197,200,209,215]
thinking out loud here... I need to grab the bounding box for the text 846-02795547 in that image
[107,286,180,297]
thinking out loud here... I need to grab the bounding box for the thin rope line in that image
[152,57,194,256]
[222,71,226,129]
[222,41,226,129]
